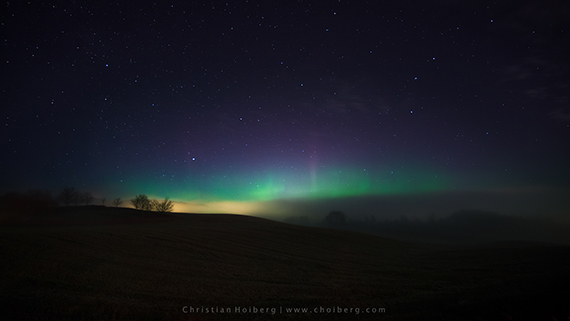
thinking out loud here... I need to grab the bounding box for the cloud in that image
[501,56,558,83]
[548,108,570,122]
[500,56,570,122]
[300,79,393,116]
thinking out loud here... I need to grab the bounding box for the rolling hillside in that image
[1,206,569,320]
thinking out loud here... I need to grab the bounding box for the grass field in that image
[1,206,569,320]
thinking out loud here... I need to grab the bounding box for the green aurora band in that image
[114,165,451,204]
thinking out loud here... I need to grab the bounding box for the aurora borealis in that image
[2,1,570,218]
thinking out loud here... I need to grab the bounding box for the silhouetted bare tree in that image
[150,199,159,211]
[113,197,122,207]
[154,197,174,212]
[142,197,154,211]
[80,191,94,206]
[131,194,151,210]
[58,187,78,206]
[101,197,106,206]
[129,195,172,212]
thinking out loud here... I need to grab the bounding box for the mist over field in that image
[223,187,569,246]
[282,209,570,246]
[249,187,570,220]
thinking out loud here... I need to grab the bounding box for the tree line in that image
[0,187,173,213]
[57,187,126,208]
[130,194,173,212]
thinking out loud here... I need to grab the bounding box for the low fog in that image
[254,188,570,245]
[2,187,569,246]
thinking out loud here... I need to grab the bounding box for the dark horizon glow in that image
[2,1,569,218]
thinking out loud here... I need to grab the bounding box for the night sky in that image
[2,1,569,218]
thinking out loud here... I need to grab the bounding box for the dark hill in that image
[1,207,569,320]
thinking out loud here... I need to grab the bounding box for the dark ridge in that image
[1,208,569,320]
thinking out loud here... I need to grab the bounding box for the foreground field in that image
[1,207,569,320]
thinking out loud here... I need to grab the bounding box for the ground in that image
[1,206,569,320]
